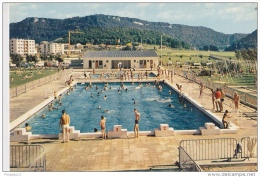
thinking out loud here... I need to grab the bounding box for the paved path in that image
[9,69,257,171]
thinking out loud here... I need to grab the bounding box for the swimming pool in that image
[20,81,220,134]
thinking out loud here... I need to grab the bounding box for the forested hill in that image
[225,30,257,51]
[10,14,250,50]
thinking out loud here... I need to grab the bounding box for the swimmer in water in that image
[98,106,101,109]
[104,95,107,100]
[168,104,174,108]
[25,123,31,131]
[41,114,45,118]
[169,90,172,94]
[104,109,109,113]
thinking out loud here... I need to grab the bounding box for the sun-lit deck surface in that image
[9,68,257,171]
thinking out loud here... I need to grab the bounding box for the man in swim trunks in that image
[100,116,106,139]
[134,108,140,138]
[59,110,70,143]
[215,88,221,112]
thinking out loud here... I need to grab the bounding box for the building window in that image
[134,60,136,62]
[99,61,103,65]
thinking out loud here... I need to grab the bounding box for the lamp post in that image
[160,35,162,67]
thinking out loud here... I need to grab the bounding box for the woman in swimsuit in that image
[233,91,240,111]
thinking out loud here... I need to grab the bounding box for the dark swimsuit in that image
[135,119,139,124]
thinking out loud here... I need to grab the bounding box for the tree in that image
[40,54,48,61]
[10,54,23,68]
[235,49,241,60]
[55,54,64,63]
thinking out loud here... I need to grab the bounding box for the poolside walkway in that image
[9,69,257,171]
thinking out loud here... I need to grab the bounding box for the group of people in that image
[210,88,240,112]
[58,108,141,142]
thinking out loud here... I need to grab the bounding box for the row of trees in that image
[10,53,64,67]
[57,27,192,50]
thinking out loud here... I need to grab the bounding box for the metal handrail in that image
[178,146,202,172]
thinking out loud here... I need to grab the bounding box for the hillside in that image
[225,30,257,51]
[10,14,250,49]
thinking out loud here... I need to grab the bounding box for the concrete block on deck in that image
[200,122,220,136]
[58,126,80,140]
[155,124,174,137]
[10,128,32,141]
[108,125,127,138]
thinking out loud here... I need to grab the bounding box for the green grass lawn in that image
[10,67,59,88]
[151,47,235,65]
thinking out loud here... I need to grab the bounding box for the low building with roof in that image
[82,50,158,69]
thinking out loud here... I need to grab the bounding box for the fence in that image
[10,69,72,98]
[179,137,257,164]
[240,136,258,159]
[180,138,238,161]
[26,152,46,172]
[178,146,202,172]
[174,67,257,109]
[10,145,46,171]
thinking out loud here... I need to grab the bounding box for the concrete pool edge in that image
[10,86,69,131]
[10,80,239,141]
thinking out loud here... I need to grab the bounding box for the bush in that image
[199,69,211,76]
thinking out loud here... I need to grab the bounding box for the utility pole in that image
[161,35,162,66]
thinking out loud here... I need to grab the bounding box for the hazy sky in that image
[6,1,259,34]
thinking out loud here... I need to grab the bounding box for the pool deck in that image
[9,69,258,172]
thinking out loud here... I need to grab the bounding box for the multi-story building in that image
[40,41,65,55]
[9,38,37,55]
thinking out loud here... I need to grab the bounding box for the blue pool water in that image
[21,82,219,134]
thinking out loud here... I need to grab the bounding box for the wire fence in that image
[174,67,257,109]
[10,69,72,98]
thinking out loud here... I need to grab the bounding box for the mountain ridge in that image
[10,14,254,50]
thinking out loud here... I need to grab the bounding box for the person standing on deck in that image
[233,91,240,111]
[134,108,140,138]
[100,116,106,140]
[199,82,205,99]
[215,88,221,112]
[220,88,225,112]
[59,110,70,143]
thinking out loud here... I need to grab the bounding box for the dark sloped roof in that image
[83,50,158,58]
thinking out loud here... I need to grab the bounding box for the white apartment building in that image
[10,38,37,55]
[40,41,65,55]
